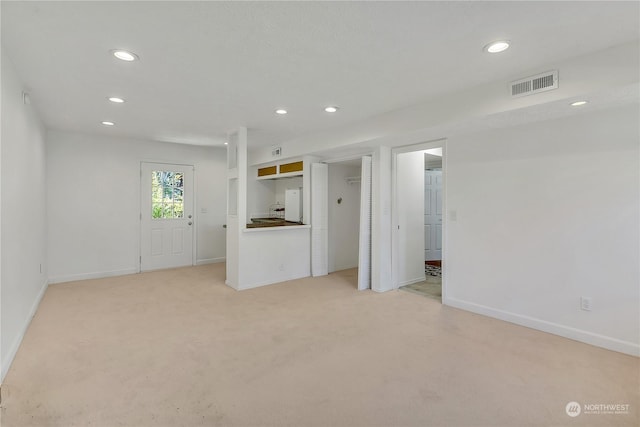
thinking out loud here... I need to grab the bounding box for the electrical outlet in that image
[580,296,593,311]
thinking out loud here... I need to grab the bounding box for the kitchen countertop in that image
[246,218,305,229]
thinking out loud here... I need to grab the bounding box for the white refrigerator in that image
[285,188,302,223]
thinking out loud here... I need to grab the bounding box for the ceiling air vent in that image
[510,70,558,97]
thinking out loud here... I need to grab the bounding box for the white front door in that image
[424,170,443,261]
[140,162,194,271]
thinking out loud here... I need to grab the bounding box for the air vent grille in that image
[512,81,531,96]
[511,70,558,97]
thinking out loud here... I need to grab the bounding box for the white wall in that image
[445,104,640,355]
[328,162,361,272]
[239,227,311,290]
[251,41,640,165]
[46,131,227,283]
[1,51,48,381]
[247,172,275,220]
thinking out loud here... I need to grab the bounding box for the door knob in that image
[188,214,192,219]
[188,221,192,226]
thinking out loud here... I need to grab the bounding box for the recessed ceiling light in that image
[484,40,510,53]
[275,109,288,115]
[224,142,229,145]
[108,97,125,103]
[101,121,115,126]
[324,106,339,113]
[111,50,139,61]
[571,100,588,107]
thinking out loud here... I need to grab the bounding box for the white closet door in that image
[311,163,328,276]
[358,156,373,290]
[396,151,426,286]
[424,170,443,261]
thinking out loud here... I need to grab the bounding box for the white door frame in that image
[391,139,447,299]
[139,161,197,272]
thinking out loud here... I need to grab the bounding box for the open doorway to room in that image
[419,150,443,300]
[326,159,363,289]
[393,141,445,302]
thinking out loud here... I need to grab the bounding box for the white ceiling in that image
[2,1,639,148]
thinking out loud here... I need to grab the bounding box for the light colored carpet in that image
[1,264,638,427]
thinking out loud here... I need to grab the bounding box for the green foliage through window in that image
[151,171,184,219]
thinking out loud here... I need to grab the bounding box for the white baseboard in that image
[237,279,282,291]
[225,280,239,290]
[196,257,225,265]
[236,273,310,291]
[443,297,640,357]
[48,268,138,284]
[398,275,426,288]
[329,264,359,274]
[1,279,49,383]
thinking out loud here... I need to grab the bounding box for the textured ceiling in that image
[2,1,639,147]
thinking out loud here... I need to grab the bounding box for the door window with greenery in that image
[151,171,184,219]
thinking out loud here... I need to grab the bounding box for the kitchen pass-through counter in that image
[245,218,309,231]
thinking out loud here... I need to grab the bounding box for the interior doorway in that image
[392,141,445,302]
[323,155,372,290]
[420,151,443,300]
[424,151,443,263]
[326,159,362,289]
